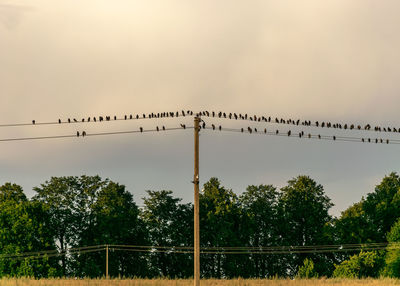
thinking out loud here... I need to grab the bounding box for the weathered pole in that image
[194,116,200,286]
[106,244,109,279]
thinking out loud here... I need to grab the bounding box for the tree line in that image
[1,173,400,278]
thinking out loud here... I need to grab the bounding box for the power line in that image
[198,110,400,135]
[0,126,193,143]
[2,242,397,262]
[201,125,400,145]
[0,111,195,128]
[2,109,400,136]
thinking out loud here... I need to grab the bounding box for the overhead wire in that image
[201,125,400,145]
[0,126,193,143]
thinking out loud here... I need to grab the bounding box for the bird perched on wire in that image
[162,126,166,131]
[140,127,143,132]
[181,124,186,129]
[156,126,159,131]
[287,130,291,136]
[212,124,215,130]
[77,131,80,137]
[58,119,61,124]
[32,120,35,124]
[74,118,78,122]
[219,125,222,131]
[82,131,86,137]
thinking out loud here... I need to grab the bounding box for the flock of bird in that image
[205,124,394,144]
[30,109,400,134]
[27,110,399,143]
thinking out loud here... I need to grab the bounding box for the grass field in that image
[1,279,400,286]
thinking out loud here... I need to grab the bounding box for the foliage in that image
[333,251,384,278]
[382,218,400,277]
[0,183,56,278]
[277,176,334,276]
[297,258,318,278]
[141,190,193,278]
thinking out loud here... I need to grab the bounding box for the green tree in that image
[200,178,242,278]
[0,183,56,277]
[382,218,400,277]
[239,185,283,277]
[141,190,193,278]
[74,182,149,278]
[277,176,334,276]
[333,251,383,278]
[33,175,108,276]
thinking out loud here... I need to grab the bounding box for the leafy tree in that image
[239,185,282,277]
[74,182,148,278]
[200,178,242,278]
[382,218,400,277]
[0,183,56,277]
[362,172,400,242]
[277,176,334,276]
[141,190,193,278]
[333,251,384,278]
[33,176,108,276]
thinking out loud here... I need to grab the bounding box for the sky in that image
[1,0,400,216]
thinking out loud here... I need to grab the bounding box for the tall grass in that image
[0,279,400,286]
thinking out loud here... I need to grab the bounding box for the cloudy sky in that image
[1,0,400,216]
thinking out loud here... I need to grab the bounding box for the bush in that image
[333,251,383,278]
[297,258,318,278]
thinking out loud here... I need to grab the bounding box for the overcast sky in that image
[1,0,400,216]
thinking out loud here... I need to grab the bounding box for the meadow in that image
[1,279,400,286]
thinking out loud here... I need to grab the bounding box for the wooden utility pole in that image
[106,245,109,279]
[194,116,200,286]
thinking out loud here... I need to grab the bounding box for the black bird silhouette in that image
[241,128,244,132]
[368,138,371,143]
[94,117,97,122]
[308,134,311,138]
[58,119,61,124]
[387,139,389,144]
[254,128,257,133]
[202,122,206,129]
[130,115,133,119]
[124,115,127,120]
[333,136,336,140]
[248,127,252,134]
[82,131,86,137]
[88,117,91,122]
[276,130,279,134]
[318,134,321,139]
[32,120,35,124]
[162,126,165,131]
[287,130,291,136]
[82,118,85,122]
[99,116,104,122]
[136,115,139,119]
[77,131,80,137]
[181,124,186,129]
[140,127,143,132]
[362,138,365,142]
[212,124,215,130]
[68,118,71,123]
[156,126,159,131]
[74,118,78,122]
[106,116,110,121]
[264,128,267,134]
[219,126,222,131]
